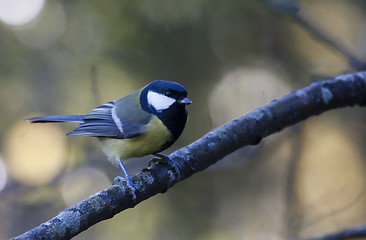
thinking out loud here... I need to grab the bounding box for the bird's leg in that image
[149,153,181,179]
[113,159,136,200]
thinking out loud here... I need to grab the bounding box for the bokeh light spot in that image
[13,1,65,49]
[0,155,7,191]
[4,119,67,186]
[297,118,366,236]
[209,66,291,126]
[0,0,45,26]
[61,167,111,207]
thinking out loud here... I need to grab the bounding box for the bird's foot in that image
[113,175,137,200]
[149,154,181,179]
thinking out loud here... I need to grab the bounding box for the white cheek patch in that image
[147,90,175,112]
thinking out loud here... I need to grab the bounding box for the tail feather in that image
[28,115,84,123]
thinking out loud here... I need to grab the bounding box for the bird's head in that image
[140,80,192,114]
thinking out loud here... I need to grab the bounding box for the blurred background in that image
[1,0,366,239]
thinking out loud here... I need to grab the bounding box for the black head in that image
[140,80,191,147]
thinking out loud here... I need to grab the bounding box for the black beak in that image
[179,97,192,105]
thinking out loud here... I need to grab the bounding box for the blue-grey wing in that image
[67,100,149,139]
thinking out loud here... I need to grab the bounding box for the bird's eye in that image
[165,91,172,97]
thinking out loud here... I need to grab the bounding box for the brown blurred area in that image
[1,0,366,239]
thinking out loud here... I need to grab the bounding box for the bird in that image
[28,80,192,191]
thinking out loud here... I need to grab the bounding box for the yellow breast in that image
[98,116,172,166]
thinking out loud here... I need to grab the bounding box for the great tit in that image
[28,80,192,188]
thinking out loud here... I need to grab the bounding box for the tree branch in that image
[296,226,366,240]
[12,71,366,240]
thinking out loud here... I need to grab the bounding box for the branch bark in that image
[296,226,366,240]
[12,71,366,240]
